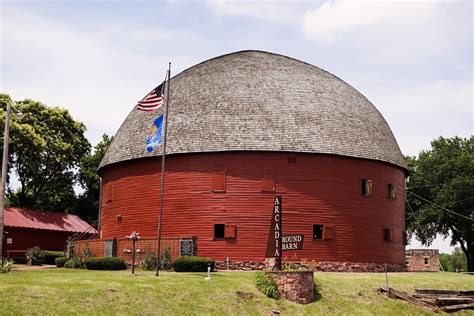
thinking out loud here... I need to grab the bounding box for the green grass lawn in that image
[0,268,472,315]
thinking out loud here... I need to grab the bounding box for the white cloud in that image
[205,0,308,24]
[0,6,200,146]
[369,79,473,156]
[302,0,440,43]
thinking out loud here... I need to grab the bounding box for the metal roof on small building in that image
[4,207,96,233]
[99,50,407,171]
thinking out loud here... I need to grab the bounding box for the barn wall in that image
[2,227,72,258]
[99,152,406,264]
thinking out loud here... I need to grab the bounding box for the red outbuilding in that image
[85,50,409,271]
[2,207,96,259]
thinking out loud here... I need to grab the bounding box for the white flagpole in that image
[156,62,171,277]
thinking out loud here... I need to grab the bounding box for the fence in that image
[73,237,195,264]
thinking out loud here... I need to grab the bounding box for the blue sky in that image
[1,0,472,252]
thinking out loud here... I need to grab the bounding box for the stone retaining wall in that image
[214,260,406,272]
[269,271,314,304]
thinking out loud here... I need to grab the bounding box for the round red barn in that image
[98,51,407,270]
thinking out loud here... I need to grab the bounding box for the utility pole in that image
[0,100,12,263]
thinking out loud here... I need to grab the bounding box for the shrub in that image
[43,251,65,265]
[255,272,280,299]
[0,259,14,273]
[172,256,215,272]
[161,246,172,270]
[141,253,157,271]
[55,257,69,268]
[64,258,85,269]
[85,257,126,270]
[26,247,45,265]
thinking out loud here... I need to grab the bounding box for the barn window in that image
[261,174,275,192]
[406,256,411,266]
[214,224,225,239]
[102,183,113,204]
[288,157,296,164]
[212,173,226,193]
[313,224,323,240]
[362,179,373,196]
[424,257,429,265]
[383,228,394,242]
[388,184,396,200]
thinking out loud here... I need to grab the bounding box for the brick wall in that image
[406,249,439,272]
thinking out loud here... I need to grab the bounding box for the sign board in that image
[266,196,282,260]
[6,238,12,244]
[180,239,193,257]
[282,235,304,251]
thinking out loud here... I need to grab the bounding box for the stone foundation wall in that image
[270,271,314,304]
[214,259,406,272]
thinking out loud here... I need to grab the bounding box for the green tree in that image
[76,134,113,223]
[0,94,90,213]
[439,253,450,271]
[439,248,468,272]
[406,136,474,272]
[448,247,468,272]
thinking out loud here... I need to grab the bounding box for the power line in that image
[407,191,474,221]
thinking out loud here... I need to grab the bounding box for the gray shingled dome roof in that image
[99,50,407,171]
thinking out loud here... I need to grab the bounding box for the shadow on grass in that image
[313,279,322,302]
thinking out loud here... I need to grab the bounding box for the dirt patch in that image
[12,264,56,271]
[236,291,255,300]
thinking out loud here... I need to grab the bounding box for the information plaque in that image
[180,239,194,257]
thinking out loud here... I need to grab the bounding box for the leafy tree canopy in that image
[406,136,474,272]
[76,134,113,223]
[0,94,90,214]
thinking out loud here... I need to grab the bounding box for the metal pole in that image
[0,100,12,263]
[132,238,136,275]
[156,62,171,277]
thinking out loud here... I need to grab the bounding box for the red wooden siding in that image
[2,227,72,258]
[99,152,406,264]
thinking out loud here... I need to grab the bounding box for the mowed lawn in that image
[0,268,473,315]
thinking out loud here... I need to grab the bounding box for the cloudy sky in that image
[1,0,472,252]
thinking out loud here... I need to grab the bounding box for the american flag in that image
[136,81,165,111]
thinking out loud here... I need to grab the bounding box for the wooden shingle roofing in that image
[99,50,407,171]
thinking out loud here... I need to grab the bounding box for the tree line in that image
[0,93,112,224]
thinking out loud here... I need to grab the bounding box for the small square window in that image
[261,174,275,192]
[362,179,372,196]
[388,184,396,200]
[212,173,226,192]
[383,228,394,242]
[313,224,323,240]
[288,157,296,164]
[214,224,225,239]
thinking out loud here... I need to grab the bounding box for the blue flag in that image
[146,114,164,152]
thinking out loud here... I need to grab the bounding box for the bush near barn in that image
[172,256,215,272]
[43,251,65,265]
[85,257,126,270]
[55,257,69,268]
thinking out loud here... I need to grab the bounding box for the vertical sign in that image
[266,196,282,269]
[274,196,282,263]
